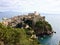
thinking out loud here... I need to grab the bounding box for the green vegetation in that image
[35,21,52,35]
[35,21,52,31]
[0,23,40,45]
[35,21,44,29]
[24,19,33,27]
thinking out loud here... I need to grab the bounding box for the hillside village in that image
[2,11,45,27]
[1,11,54,36]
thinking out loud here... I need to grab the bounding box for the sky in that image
[0,0,60,14]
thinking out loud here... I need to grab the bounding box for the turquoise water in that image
[0,12,60,45]
[39,14,60,45]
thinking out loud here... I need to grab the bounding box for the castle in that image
[2,11,45,27]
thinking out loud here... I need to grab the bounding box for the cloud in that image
[0,0,60,13]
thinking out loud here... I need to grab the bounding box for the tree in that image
[0,23,21,45]
[24,19,32,27]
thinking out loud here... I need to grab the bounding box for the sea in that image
[0,12,60,45]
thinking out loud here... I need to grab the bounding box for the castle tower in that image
[34,11,40,15]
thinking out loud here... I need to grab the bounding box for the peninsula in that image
[2,11,53,35]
